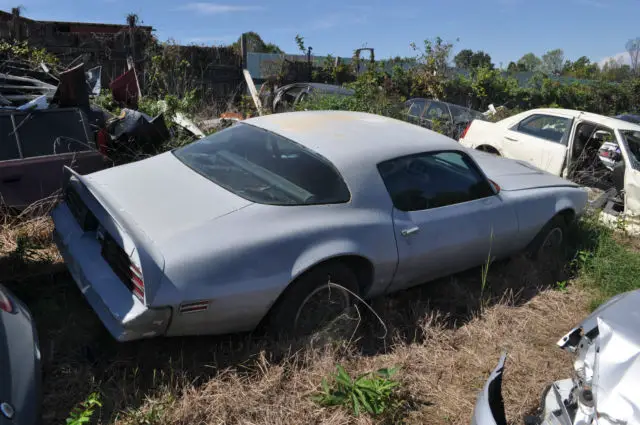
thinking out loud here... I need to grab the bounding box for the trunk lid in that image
[83,151,253,244]
[467,149,578,191]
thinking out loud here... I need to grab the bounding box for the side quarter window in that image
[423,101,447,120]
[514,114,572,145]
[378,151,495,212]
[407,100,426,118]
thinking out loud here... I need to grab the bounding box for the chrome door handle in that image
[401,226,420,237]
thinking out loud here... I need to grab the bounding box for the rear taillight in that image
[130,264,145,301]
[460,121,473,140]
[0,288,13,313]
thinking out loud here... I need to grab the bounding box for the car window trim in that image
[377,149,498,212]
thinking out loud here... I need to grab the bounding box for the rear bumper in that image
[52,203,171,342]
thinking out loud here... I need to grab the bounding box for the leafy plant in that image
[66,392,102,425]
[313,365,400,417]
[0,40,58,65]
[556,280,568,292]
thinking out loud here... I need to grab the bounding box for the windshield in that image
[173,123,351,205]
[622,130,640,170]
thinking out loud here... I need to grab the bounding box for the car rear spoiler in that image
[60,166,167,304]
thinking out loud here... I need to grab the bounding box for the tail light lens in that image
[130,264,145,302]
[0,287,14,313]
[460,121,473,140]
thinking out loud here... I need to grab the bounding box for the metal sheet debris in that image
[51,63,90,109]
[109,67,141,109]
[174,112,205,138]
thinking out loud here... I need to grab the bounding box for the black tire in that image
[527,216,567,259]
[265,262,359,338]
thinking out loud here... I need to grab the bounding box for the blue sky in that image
[2,0,638,67]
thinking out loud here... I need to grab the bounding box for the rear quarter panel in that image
[501,186,588,245]
[459,120,505,150]
[158,202,398,336]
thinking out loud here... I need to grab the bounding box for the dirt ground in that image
[4,242,591,425]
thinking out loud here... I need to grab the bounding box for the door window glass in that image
[378,151,494,211]
[515,114,571,144]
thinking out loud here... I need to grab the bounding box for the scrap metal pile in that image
[0,58,205,208]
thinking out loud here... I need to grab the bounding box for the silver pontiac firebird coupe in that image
[52,111,588,342]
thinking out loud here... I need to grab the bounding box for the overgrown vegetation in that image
[571,217,640,309]
[0,39,59,65]
[297,36,640,117]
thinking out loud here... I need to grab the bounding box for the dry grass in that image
[104,287,588,425]
[0,198,62,280]
[0,210,596,425]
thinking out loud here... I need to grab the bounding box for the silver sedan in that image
[52,111,588,341]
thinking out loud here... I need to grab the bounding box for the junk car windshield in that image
[173,123,351,205]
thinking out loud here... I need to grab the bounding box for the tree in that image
[507,61,519,73]
[410,37,454,99]
[232,32,283,54]
[454,49,474,69]
[540,49,564,75]
[626,37,640,74]
[470,51,493,69]
[517,53,542,72]
[562,56,598,79]
[454,49,493,69]
[601,58,633,82]
[294,34,305,53]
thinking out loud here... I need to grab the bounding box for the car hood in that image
[84,151,253,244]
[560,290,640,425]
[467,149,579,191]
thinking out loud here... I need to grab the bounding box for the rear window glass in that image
[173,123,351,206]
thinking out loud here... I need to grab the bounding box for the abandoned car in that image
[472,289,640,425]
[405,98,487,140]
[52,111,587,341]
[0,108,110,208]
[459,108,640,218]
[262,82,354,113]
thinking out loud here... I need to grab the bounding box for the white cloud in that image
[598,51,631,68]
[179,3,262,14]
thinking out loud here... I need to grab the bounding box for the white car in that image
[459,108,640,217]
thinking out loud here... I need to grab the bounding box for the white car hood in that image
[573,290,640,425]
[84,151,252,244]
[467,149,578,191]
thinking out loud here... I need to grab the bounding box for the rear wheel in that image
[266,262,359,338]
